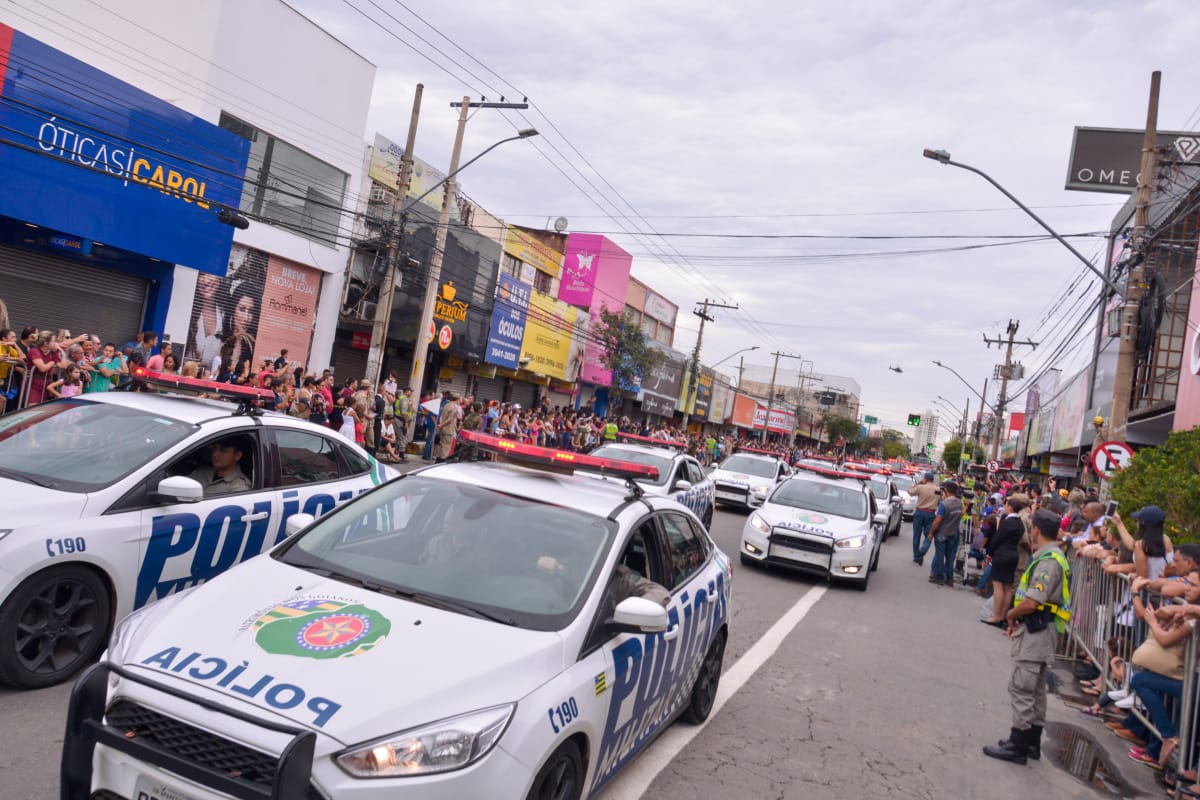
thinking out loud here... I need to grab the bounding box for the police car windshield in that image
[869,478,890,499]
[585,445,672,486]
[719,455,776,479]
[276,476,616,631]
[771,478,868,520]
[892,474,915,491]
[0,399,193,492]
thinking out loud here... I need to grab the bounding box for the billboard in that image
[1065,127,1198,193]
[1050,368,1090,451]
[368,133,452,216]
[559,234,632,387]
[0,24,249,274]
[520,290,586,382]
[731,393,759,428]
[484,274,532,370]
[1175,248,1200,432]
[503,226,563,278]
[641,355,685,417]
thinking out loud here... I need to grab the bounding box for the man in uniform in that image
[393,387,414,462]
[982,509,1071,764]
[910,471,939,566]
[190,437,253,496]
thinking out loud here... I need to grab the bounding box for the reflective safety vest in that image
[604,422,618,440]
[1014,548,1072,633]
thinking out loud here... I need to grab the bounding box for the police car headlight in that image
[751,485,769,497]
[835,535,866,549]
[106,607,154,665]
[337,704,514,778]
[749,513,771,534]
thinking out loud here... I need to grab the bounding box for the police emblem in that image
[253,598,391,659]
[794,512,830,525]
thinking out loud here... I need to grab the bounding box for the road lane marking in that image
[596,583,829,799]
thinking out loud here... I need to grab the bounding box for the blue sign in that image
[484,274,531,369]
[0,24,250,274]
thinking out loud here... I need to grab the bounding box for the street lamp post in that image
[711,346,759,372]
[932,360,998,414]
[408,106,538,397]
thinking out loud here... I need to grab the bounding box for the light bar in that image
[736,446,781,458]
[615,432,685,450]
[794,462,871,481]
[131,367,274,402]
[458,430,660,480]
[844,463,892,476]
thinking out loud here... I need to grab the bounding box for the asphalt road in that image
[0,504,1166,799]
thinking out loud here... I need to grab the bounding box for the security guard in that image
[983,509,1071,764]
[604,417,618,442]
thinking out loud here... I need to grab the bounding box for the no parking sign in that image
[1089,440,1134,480]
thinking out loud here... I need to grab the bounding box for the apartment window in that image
[220,112,347,246]
[532,269,552,294]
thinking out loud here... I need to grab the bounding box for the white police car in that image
[0,370,392,689]
[62,430,732,800]
[739,463,887,590]
[710,447,791,510]
[586,433,715,529]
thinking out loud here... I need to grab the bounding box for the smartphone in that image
[1105,500,1119,517]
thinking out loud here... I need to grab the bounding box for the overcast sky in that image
[288,0,1200,442]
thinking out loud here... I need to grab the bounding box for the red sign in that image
[438,324,453,350]
[1090,440,1134,480]
[350,331,371,350]
[0,24,13,95]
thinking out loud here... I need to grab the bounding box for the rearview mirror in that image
[285,513,317,538]
[609,596,669,634]
[873,512,890,526]
[673,479,693,491]
[154,475,203,503]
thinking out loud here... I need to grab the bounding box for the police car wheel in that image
[525,739,583,800]
[0,565,111,689]
[682,630,726,724]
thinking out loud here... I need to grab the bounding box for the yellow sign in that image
[433,281,469,324]
[520,291,578,381]
[503,227,563,278]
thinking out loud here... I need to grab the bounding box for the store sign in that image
[433,281,469,325]
[730,394,759,429]
[641,356,684,417]
[1066,127,1195,193]
[1174,248,1200,432]
[643,291,677,327]
[0,24,250,274]
[693,370,713,419]
[642,393,674,417]
[519,290,584,382]
[484,274,532,370]
[368,133,452,217]
[503,227,563,278]
[754,406,796,434]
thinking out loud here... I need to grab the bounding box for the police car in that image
[739,463,888,590]
[844,463,904,539]
[61,430,732,800]
[586,432,716,529]
[0,369,392,689]
[709,447,791,510]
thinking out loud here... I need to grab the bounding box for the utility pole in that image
[973,378,988,463]
[681,298,738,428]
[764,351,803,443]
[983,320,1038,460]
[366,84,422,388]
[1109,71,1161,444]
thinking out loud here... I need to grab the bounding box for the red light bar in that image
[615,432,685,450]
[458,430,660,480]
[844,463,892,476]
[735,446,781,457]
[794,462,871,481]
[131,367,274,402]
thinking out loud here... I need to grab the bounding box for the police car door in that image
[267,428,375,544]
[133,431,276,610]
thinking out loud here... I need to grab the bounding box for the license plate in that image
[134,775,199,800]
[770,543,829,567]
[716,491,744,501]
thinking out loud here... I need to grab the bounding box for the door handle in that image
[663,624,681,641]
[241,512,270,523]
[707,590,718,605]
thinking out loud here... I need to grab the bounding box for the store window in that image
[219,112,347,246]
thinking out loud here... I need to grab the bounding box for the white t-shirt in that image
[339,414,356,442]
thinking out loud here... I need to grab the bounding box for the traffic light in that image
[907,414,921,427]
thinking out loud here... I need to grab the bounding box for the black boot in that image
[983,728,1029,764]
[1025,725,1042,760]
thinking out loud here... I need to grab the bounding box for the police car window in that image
[276,430,340,486]
[585,445,671,486]
[0,399,192,493]
[869,479,890,500]
[337,443,371,476]
[165,432,258,493]
[660,512,706,588]
[275,476,616,631]
[720,455,776,479]
[686,461,705,484]
[772,478,868,520]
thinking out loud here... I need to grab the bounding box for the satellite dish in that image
[553,216,568,232]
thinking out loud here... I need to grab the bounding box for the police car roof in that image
[79,391,321,430]
[594,442,683,460]
[786,469,870,491]
[416,460,642,519]
[726,452,777,462]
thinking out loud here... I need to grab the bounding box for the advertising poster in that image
[558,233,632,387]
[1050,368,1090,451]
[731,393,759,428]
[368,133,451,216]
[484,274,532,370]
[520,290,583,382]
[709,381,729,424]
[1175,249,1200,432]
[641,356,685,416]
[183,244,319,374]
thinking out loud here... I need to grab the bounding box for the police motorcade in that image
[891,471,918,520]
[709,445,791,510]
[844,463,904,539]
[585,431,716,529]
[0,369,393,689]
[739,462,887,590]
[61,430,732,800]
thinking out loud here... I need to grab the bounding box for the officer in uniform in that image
[983,509,1071,764]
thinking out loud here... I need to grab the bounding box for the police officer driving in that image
[189,437,253,496]
[983,508,1071,764]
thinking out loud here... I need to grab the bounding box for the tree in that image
[592,308,661,400]
[942,438,984,472]
[881,440,911,460]
[824,415,861,446]
[1109,428,1200,543]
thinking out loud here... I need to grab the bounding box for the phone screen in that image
[1105,500,1118,517]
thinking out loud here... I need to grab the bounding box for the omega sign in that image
[1066,127,1197,194]
[433,281,469,324]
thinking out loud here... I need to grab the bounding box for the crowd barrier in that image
[1060,551,1200,773]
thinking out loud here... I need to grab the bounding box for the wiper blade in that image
[0,466,57,489]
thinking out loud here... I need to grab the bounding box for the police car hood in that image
[759,505,869,539]
[121,556,566,745]
[0,479,90,525]
[711,468,771,487]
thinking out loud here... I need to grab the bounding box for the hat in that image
[923,471,934,480]
[512,404,521,410]
[1058,488,1069,498]
[1132,505,1166,526]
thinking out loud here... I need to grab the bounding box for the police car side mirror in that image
[609,596,669,635]
[873,512,890,526]
[285,513,317,538]
[673,479,693,491]
[154,476,203,503]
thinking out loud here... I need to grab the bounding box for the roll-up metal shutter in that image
[474,374,505,404]
[331,344,369,385]
[509,379,538,408]
[389,355,414,391]
[435,368,470,397]
[547,389,574,412]
[0,245,147,342]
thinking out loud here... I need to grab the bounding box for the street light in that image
[710,345,759,371]
[932,360,997,414]
[935,395,963,416]
[408,128,539,396]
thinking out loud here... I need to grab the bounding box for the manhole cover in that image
[1044,722,1141,797]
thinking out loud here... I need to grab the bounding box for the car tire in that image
[525,739,583,800]
[871,545,880,572]
[681,630,726,724]
[0,565,111,690]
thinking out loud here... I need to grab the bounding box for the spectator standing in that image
[983,494,1029,625]
[146,340,172,371]
[26,331,67,404]
[434,392,461,462]
[47,364,85,398]
[910,472,939,565]
[273,348,289,370]
[0,328,24,413]
[927,481,963,586]
[393,387,414,462]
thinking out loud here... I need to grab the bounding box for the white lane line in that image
[596,583,829,799]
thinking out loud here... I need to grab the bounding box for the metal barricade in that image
[0,356,26,413]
